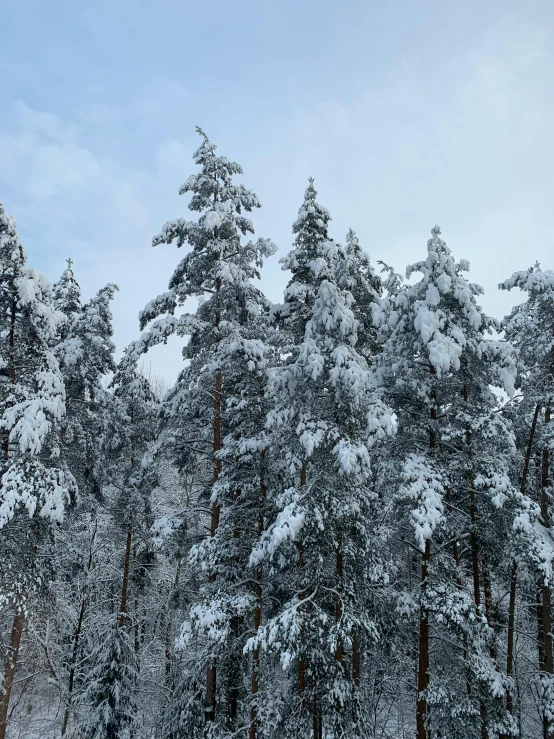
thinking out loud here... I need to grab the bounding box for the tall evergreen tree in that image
[373,226,532,739]
[334,229,382,362]
[53,258,82,337]
[501,265,554,738]
[126,127,276,731]
[0,202,75,739]
[250,231,393,738]
[274,178,331,345]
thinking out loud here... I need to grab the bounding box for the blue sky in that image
[1,0,553,381]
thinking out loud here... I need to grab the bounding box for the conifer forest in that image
[1,128,554,739]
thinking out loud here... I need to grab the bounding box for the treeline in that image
[1,128,553,739]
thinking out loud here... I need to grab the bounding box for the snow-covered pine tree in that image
[273,178,330,349]
[373,226,529,739]
[267,179,332,716]
[54,281,119,735]
[0,202,75,739]
[53,258,82,338]
[334,229,382,362]
[56,281,119,498]
[501,265,554,738]
[126,127,276,730]
[248,230,393,738]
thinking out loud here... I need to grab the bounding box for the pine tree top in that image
[53,257,82,318]
[129,129,275,364]
[281,178,331,274]
[278,180,332,344]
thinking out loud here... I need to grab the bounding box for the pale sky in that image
[1,1,553,381]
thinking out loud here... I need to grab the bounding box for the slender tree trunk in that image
[539,403,554,739]
[333,541,344,737]
[226,473,243,725]
[298,462,308,706]
[506,561,517,719]
[0,610,24,739]
[416,366,437,739]
[206,369,223,723]
[416,539,431,739]
[62,520,97,736]
[469,487,481,610]
[505,402,542,727]
[0,301,22,739]
[352,633,361,737]
[352,635,361,688]
[61,599,86,736]
[164,562,181,688]
[313,692,320,739]
[119,525,133,627]
[463,381,489,739]
[250,453,266,739]
[482,556,497,662]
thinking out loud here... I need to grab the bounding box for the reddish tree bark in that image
[0,610,24,739]
[119,525,133,627]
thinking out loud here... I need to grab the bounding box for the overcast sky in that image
[1,0,553,382]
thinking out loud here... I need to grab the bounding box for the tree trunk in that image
[416,539,431,739]
[313,692,320,739]
[506,402,541,725]
[61,598,86,736]
[205,369,223,723]
[61,520,97,736]
[540,403,554,739]
[333,541,344,737]
[0,310,21,739]
[298,462,307,705]
[119,525,133,627]
[0,609,24,739]
[250,453,266,739]
[416,366,438,739]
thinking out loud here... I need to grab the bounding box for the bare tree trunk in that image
[61,599,85,736]
[163,563,181,693]
[0,610,24,739]
[119,525,133,627]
